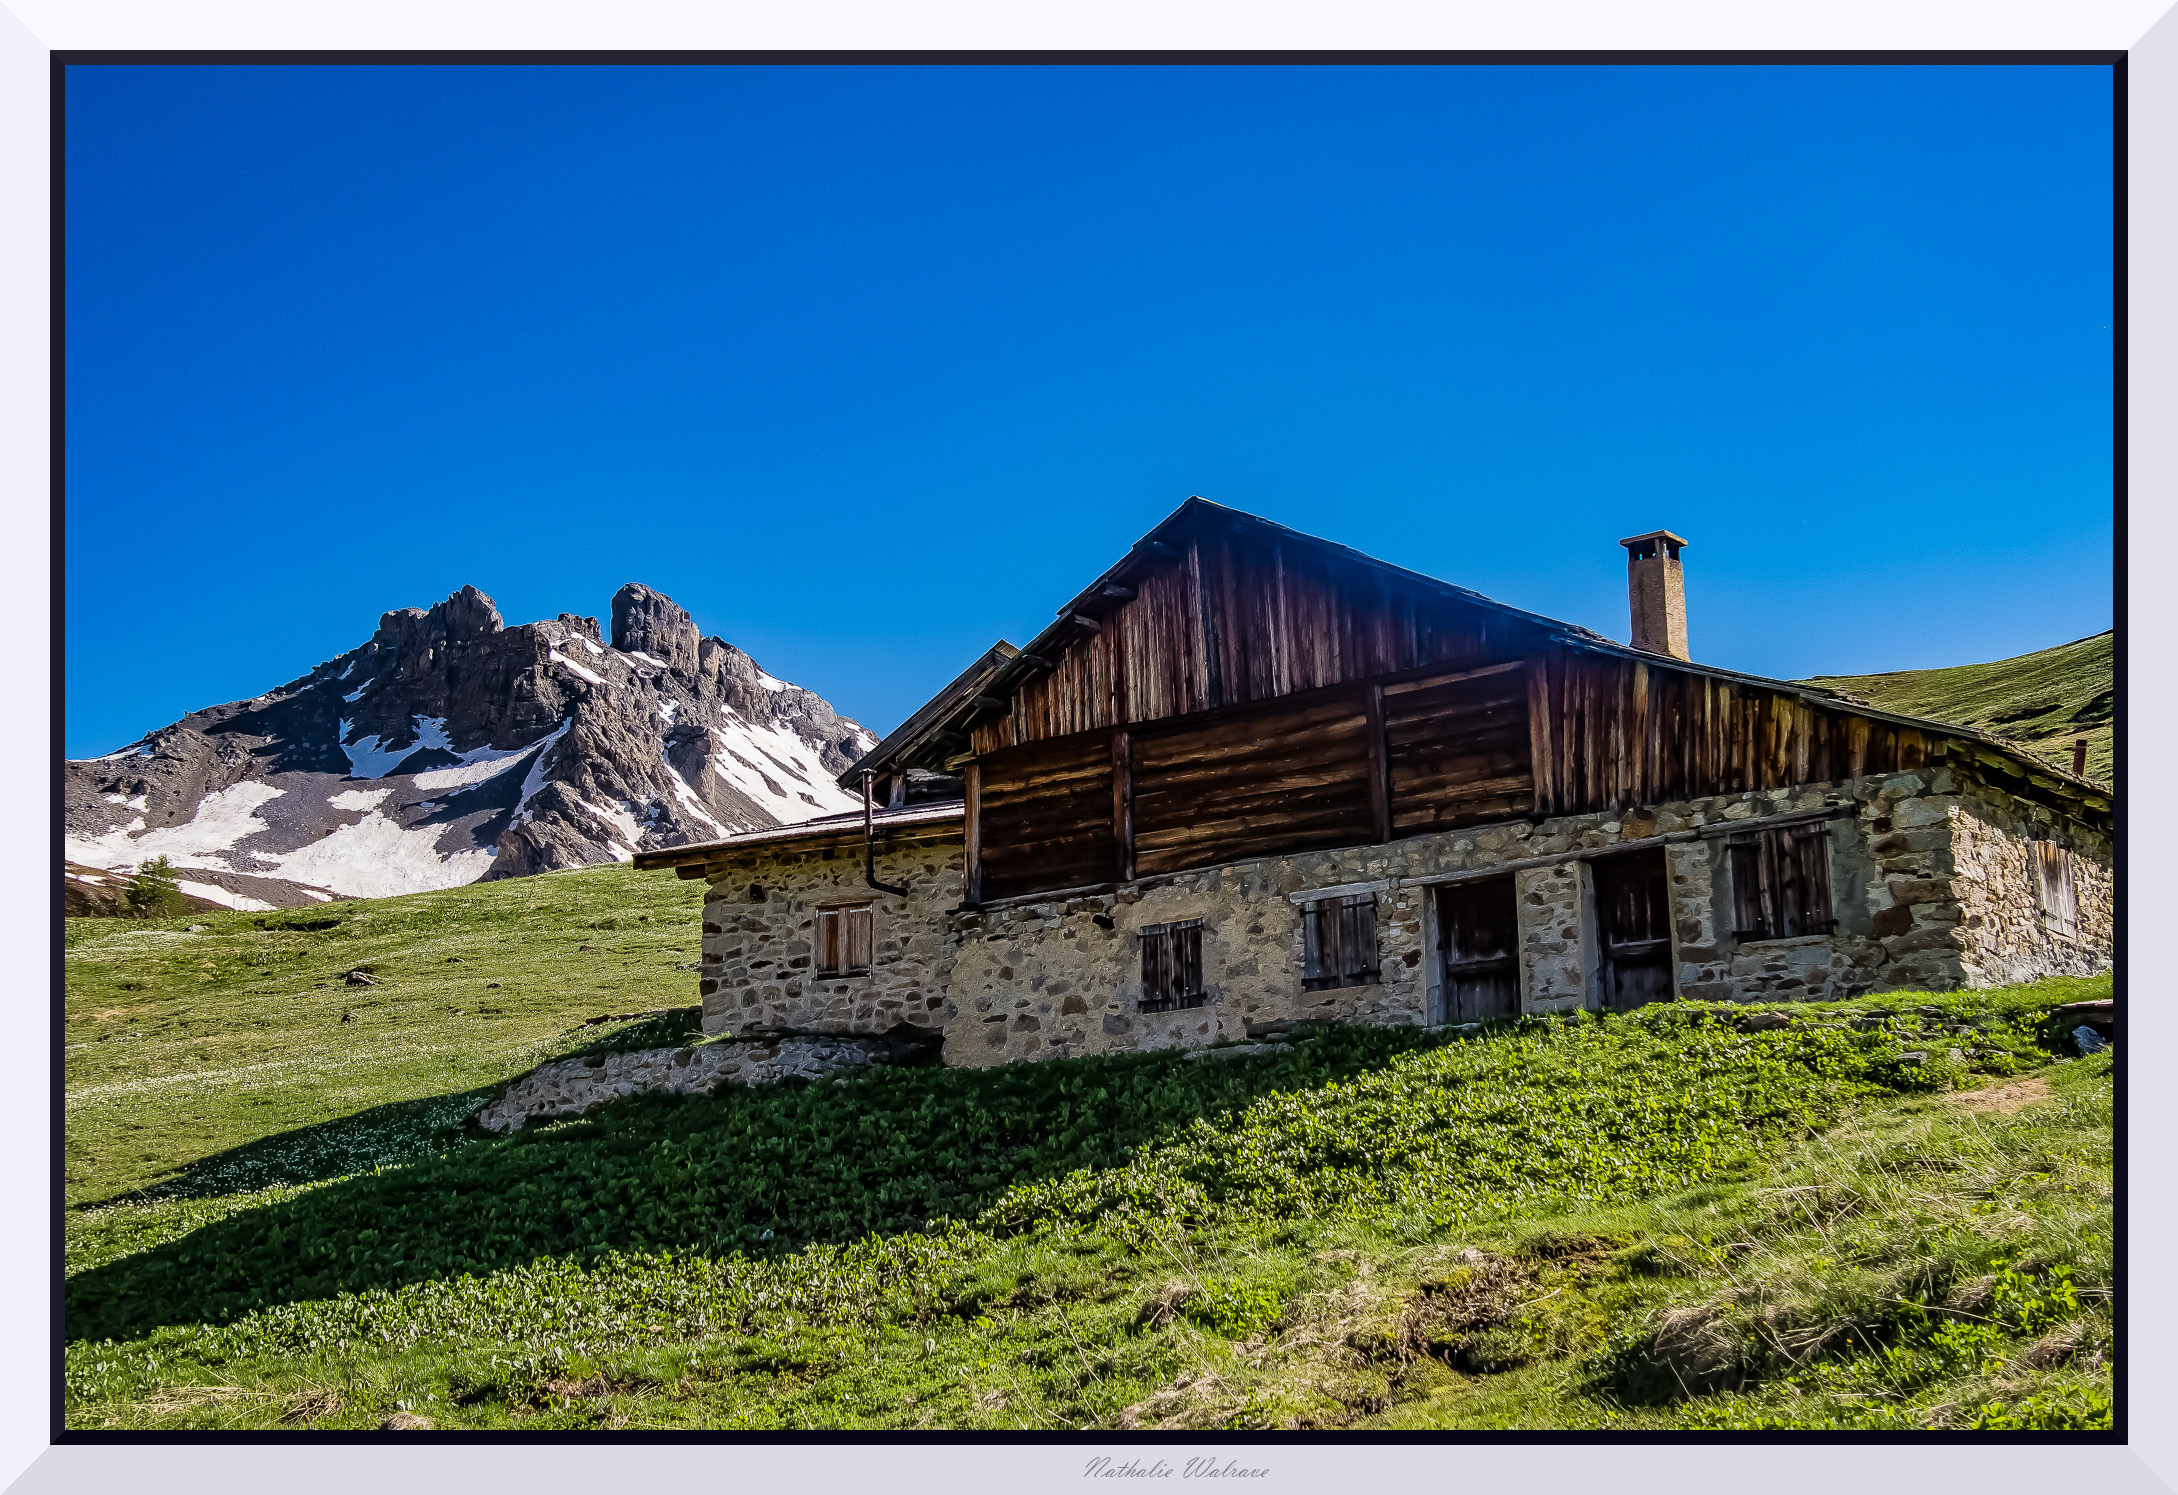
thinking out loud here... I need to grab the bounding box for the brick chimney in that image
[1619,530,1689,660]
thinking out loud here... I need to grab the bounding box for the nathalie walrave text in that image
[1084,1458,1269,1480]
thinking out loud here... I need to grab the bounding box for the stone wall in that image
[1671,773,1952,1004]
[943,860,1438,1067]
[697,826,962,1037]
[1513,861,1594,1014]
[1947,778,2115,986]
[475,1034,900,1133]
[682,762,2112,1069]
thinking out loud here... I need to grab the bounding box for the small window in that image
[2034,843,2078,941]
[1302,893,1380,991]
[1729,824,1835,941]
[815,903,874,977]
[1139,919,1205,1011]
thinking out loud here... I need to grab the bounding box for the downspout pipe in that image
[862,771,912,897]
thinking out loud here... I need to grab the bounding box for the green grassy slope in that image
[66,854,2116,1434]
[64,864,705,1209]
[1799,630,2113,784]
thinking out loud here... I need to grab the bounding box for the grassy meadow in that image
[1802,629,2114,784]
[63,867,2115,1432]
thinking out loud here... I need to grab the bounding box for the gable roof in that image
[835,639,1016,795]
[841,496,2109,807]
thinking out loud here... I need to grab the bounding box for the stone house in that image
[636,499,2114,1067]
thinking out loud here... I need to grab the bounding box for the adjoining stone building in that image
[637,500,2113,1067]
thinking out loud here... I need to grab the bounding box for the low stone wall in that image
[474,1035,898,1133]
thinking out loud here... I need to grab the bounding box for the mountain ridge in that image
[64,583,877,910]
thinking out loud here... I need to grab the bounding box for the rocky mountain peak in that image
[64,583,880,911]
[373,584,505,655]
[610,583,701,677]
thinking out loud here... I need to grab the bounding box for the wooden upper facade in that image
[841,499,2110,907]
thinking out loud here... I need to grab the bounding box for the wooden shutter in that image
[1728,832,1768,940]
[1142,922,1174,1007]
[2036,844,2078,939]
[815,905,874,976]
[1786,824,1834,935]
[1731,826,1833,940]
[843,906,874,975]
[1140,920,1204,1010]
[1339,894,1378,985]
[1302,894,1378,990]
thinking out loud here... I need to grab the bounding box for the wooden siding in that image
[1527,648,1928,817]
[1384,661,1536,833]
[1131,694,1375,877]
[976,733,1117,903]
[973,526,1541,753]
[971,663,1547,897]
[964,519,1954,903]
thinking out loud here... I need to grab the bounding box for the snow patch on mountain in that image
[329,788,392,812]
[548,649,607,687]
[508,719,574,831]
[65,781,286,872]
[579,798,645,861]
[176,880,276,913]
[252,811,501,898]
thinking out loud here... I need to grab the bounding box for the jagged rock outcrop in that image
[611,583,701,677]
[63,584,876,909]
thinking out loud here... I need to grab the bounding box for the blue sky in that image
[64,63,2114,758]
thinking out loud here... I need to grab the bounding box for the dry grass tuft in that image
[275,1387,345,1425]
[1948,1075,2051,1116]
[1648,1304,1745,1392]
[1137,1278,1195,1327]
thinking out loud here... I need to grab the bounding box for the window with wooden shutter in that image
[2034,843,2078,941]
[1301,894,1380,991]
[1139,919,1205,1011]
[1728,824,1835,941]
[815,903,874,977]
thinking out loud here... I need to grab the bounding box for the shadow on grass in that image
[76,1010,711,1213]
[65,1023,1456,1343]
[84,1087,502,1209]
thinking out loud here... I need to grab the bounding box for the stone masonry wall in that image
[1947,779,2114,986]
[684,763,2111,1069]
[697,828,962,1037]
[1514,861,1594,1014]
[1671,773,1948,1004]
[475,1034,898,1133]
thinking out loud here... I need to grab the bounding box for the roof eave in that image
[631,803,967,871]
